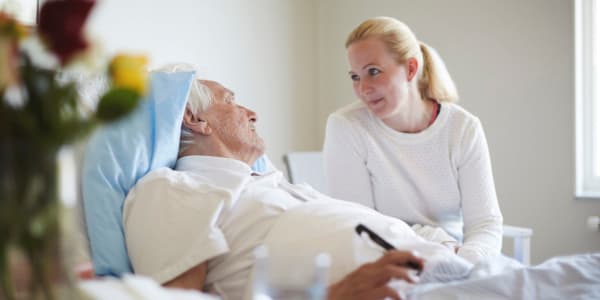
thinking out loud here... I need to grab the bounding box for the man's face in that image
[201,80,265,162]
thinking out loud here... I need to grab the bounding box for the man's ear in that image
[407,57,419,81]
[182,108,212,135]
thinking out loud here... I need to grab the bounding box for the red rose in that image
[38,0,96,65]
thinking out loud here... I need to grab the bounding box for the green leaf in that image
[96,87,141,122]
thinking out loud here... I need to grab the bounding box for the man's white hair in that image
[151,63,215,154]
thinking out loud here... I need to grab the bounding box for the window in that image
[576,0,600,198]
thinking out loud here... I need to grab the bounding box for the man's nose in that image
[245,107,258,122]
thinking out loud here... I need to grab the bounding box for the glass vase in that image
[0,142,71,300]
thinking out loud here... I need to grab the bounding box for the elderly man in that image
[123,75,457,300]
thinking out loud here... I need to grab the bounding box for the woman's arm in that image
[456,118,503,263]
[323,114,375,208]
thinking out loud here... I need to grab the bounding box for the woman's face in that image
[347,37,412,120]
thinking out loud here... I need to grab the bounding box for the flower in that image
[38,0,96,65]
[0,12,28,39]
[109,54,149,95]
[97,54,149,121]
[1,0,149,126]
[0,2,149,298]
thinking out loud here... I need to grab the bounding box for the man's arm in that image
[327,251,424,300]
[124,173,230,288]
[163,262,208,292]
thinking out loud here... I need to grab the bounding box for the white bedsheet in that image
[408,252,600,300]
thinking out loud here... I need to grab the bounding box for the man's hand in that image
[163,262,207,292]
[327,250,424,300]
[74,262,96,280]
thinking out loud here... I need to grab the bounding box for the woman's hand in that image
[327,250,425,300]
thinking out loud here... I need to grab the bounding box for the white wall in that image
[316,0,600,263]
[87,0,600,263]
[87,0,317,171]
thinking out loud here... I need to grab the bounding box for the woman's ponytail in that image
[418,42,458,102]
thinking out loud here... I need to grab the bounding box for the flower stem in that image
[28,246,56,300]
[0,247,16,300]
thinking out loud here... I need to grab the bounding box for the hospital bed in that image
[283,151,534,265]
[78,71,599,299]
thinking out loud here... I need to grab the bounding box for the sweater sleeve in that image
[456,118,503,263]
[323,113,375,208]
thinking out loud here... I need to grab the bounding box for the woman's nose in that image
[358,79,373,96]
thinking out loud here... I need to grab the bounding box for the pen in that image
[355,223,423,273]
[355,223,396,251]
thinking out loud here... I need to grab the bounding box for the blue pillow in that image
[82,70,269,276]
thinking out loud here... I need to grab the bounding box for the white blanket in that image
[408,253,600,299]
[254,199,457,298]
[79,274,219,300]
[258,199,600,299]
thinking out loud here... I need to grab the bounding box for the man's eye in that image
[368,68,381,76]
[350,74,360,81]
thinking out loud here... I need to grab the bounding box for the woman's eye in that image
[350,74,360,81]
[368,68,381,76]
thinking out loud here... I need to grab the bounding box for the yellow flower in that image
[12,20,28,40]
[109,54,149,95]
[0,12,29,40]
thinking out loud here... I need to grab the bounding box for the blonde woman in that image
[323,16,503,263]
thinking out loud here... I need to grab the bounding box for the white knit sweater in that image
[323,101,503,263]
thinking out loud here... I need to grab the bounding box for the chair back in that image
[283,151,328,194]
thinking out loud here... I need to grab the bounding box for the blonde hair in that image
[346,16,458,102]
[151,63,215,154]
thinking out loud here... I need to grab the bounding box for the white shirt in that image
[123,156,455,299]
[323,101,503,263]
[124,156,302,300]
